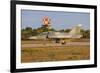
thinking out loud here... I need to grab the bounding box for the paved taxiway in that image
[22,42,89,48]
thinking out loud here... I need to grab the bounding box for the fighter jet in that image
[28,24,82,44]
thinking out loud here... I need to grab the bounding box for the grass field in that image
[21,45,90,63]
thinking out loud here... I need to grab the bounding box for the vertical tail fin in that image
[69,24,82,35]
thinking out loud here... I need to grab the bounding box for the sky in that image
[21,10,90,30]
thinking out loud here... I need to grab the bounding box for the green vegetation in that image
[21,27,55,40]
[80,29,90,38]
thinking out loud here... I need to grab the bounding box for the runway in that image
[22,42,89,48]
